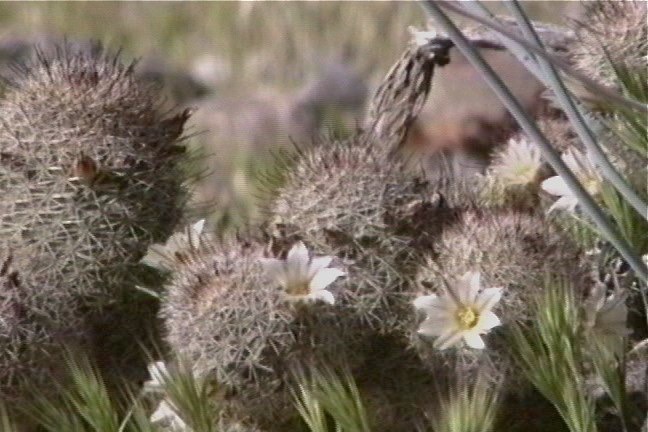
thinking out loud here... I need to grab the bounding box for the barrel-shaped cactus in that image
[161,232,375,428]
[266,135,443,336]
[410,209,586,387]
[0,43,191,400]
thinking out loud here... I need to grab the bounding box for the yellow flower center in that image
[286,281,310,296]
[582,176,600,197]
[456,307,479,330]
[512,164,534,179]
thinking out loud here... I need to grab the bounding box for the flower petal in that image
[468,272,482,303]
[548,196,577,213]
[414,294,455,315]
[417,315,453,336]
[413,294,437,310]
[150,400,187,429]
[308,256,333,277]
[452,272,480,306]
[478,310,501,330]
[475,287,503,312]
[287,241,310,276]
[310,289,335,305]
[541,176,571,197]
[188,219,205,246]
[562,150,580,172]
[140,245,171,271]
[150,400,174,423]
[463,331,486,349]
[310,268,345,291]
[433,328,464,350]
[140,252,165,270]
[191,219,205,234]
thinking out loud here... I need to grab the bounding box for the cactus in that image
[0,43,191,401]
[570,0,647,87]
[266,135,443,336]
[410,209,586,386]
[161,230,380,428]
[0,253,79,403]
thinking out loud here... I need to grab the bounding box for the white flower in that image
[413,272,502,350]
[141,220,206,271]
[541,148,602,213]
[584,283,630,339]
[150,399,188,431]
[260,241,345,305]
[491,138,543,187]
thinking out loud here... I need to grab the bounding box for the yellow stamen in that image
[456,307,479,329]
[286,281,310,296]
[582,177,600,196]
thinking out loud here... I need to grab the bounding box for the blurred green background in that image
[0,2,580,88]
[0,1,582,228]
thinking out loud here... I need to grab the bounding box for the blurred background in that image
[0,1,583,228]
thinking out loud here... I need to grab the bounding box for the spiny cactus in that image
[0,43,191,400]
[0,253,78,403]
[161,234,364,429]
[266,135,440,336]
[570,0,647,86]
[537,114,582,153]
[410,209,587,385]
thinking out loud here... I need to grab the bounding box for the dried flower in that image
[144,361,168,393]
[490,138,543,187]
[414,272,502,350]
[584,283,630,339]
[260,241,345,305]
[141,220,206,271]
[541,149,602,213]
[150,399,187,431]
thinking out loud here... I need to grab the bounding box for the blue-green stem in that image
[433,0,647,114]
[505,0,647,221]
[420,0,648,282]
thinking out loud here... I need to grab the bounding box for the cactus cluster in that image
[410,209,586,385]
[153,29,594,430]
[155,9,642,430]
[268,136,426,331]
[0,3,644,430]
[570,0,647,86]
[0,44,191,401]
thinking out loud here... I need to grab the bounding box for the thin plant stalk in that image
[479,0,648,221]
[419,0,648,282]
[433,0,647,113]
